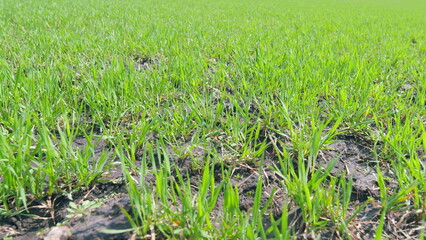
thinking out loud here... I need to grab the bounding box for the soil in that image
[1,132,424,239]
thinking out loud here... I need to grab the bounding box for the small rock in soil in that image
[44,226,71,240]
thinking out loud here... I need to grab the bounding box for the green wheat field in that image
[0,0,425,239]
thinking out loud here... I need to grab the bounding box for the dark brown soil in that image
[1,133,424,239]
[319,134,393,200]
[0,181,131,240]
